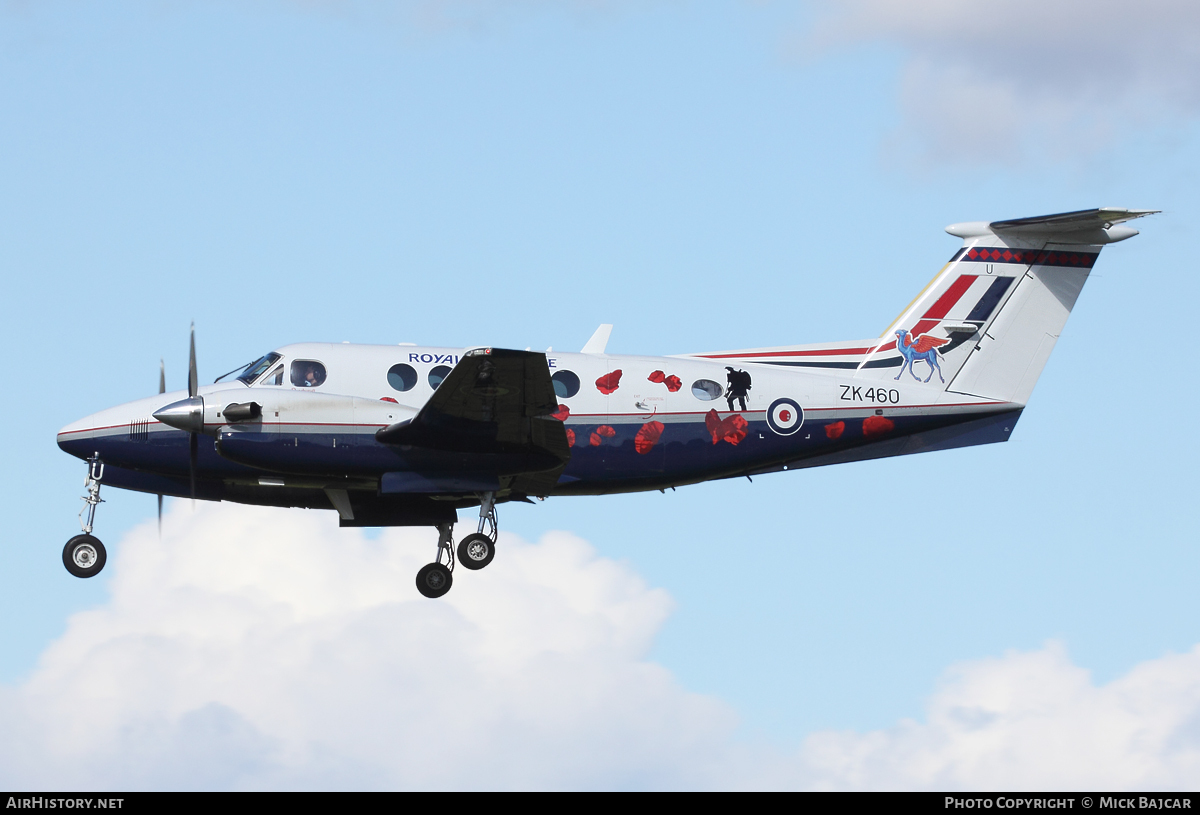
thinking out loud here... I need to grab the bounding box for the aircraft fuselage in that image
[57,341,1018,511]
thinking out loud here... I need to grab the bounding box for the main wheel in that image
[457,533,495,571]
[415,562,453,598]
[63,534,106,579]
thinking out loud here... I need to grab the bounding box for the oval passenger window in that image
[691,379,723,401]
[290,360,327,388]
[552,370,580,398]
[387,363,418,392]
[429,365,452,390]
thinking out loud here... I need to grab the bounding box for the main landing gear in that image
[64,456,107,579]
[415,524,455,599]
[414,491,499,599]
[457,491,497,571]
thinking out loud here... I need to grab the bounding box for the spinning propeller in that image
[152,323,203,505]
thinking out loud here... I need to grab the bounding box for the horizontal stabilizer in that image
[947,207,1159,244]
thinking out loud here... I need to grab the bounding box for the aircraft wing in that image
[375,349,569,492]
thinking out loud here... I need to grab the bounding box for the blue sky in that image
[2,0,1199,789]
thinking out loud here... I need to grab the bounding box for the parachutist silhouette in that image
[725,366,751,412]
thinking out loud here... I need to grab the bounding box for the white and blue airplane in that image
[57,208,1156,597]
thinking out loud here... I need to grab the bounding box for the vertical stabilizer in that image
[854,208,1156,404]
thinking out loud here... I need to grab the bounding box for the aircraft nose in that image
[57,412,97,459]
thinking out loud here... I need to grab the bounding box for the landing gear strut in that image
[457,491,497,571]
[415,492,500,597]
[64,456,107,579]
[415,523,454,599]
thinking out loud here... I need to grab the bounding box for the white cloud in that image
[799,643,1200,790]
[0,503,739,790]
[806,0,1200,165]
[7,502,1200,789]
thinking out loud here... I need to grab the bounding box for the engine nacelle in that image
[211,390,418,474]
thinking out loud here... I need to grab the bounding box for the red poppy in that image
[647,370,666,383]
[705,409,749,446]
[824,421,845,440]
[596,425,616,437]
[863,416,895,437]
[589,432,602,446]
[565,429,575,447]
[634,421,664,454]
[595,370,623,395]
[551,404,570,421]
[663,375,682,393]
[380,397,398,404]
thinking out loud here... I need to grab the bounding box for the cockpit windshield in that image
[232,353,283,385]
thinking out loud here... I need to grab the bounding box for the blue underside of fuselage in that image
[57,408,1023,506]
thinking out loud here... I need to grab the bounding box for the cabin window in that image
[428,365,452,390]
[236,353,282,385]
[387,363,418,392]
[291,360,327,388]
[259,365,284,386]
[552,370,580,398]
[691,379,723,401]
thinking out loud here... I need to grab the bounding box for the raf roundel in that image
[766,398,804,436]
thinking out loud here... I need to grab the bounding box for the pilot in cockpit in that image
[288,359,327,388]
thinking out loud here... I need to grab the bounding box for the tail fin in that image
[856,208,1157,404]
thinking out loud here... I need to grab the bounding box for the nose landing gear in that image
[64,456,107,579]
[415,492,499,598]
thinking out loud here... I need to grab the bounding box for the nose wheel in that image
[63,534,107,578]
[64,456,108,579]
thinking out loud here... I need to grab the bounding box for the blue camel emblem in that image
[895,330,951,383]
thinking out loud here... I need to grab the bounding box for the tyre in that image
[457,533,495,571]
[63,534,106,579]
[415,562,453,598]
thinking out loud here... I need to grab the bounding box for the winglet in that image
[581,324,613,354]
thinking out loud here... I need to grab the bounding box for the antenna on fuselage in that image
[581,324,613,354]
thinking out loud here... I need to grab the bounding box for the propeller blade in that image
[159,358,166,395]
[189,432,198,502]
[188,323,198,399]
[157,493,163,538]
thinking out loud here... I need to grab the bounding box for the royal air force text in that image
[407,353,559,369]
